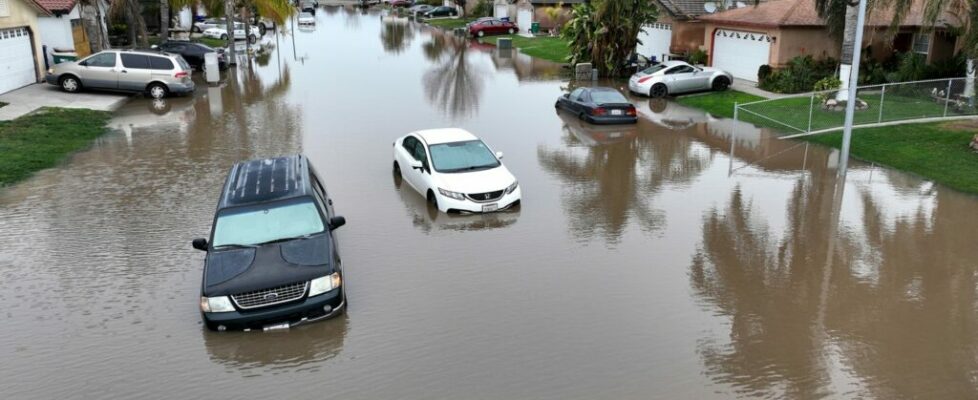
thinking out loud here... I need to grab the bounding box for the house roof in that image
[656,0,711,19]
[698,0,959,29]
[35,0,76,13]
[18,0,55,16]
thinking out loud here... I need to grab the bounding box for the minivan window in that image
[149,56,174,70]
[86,52,116,67]
[212,199,325,248]
[121,54,151,69]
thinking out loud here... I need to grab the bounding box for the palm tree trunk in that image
[835,2,858,101]
[225,0,236,66]
[161,0,170,41]
[241,5,251,49]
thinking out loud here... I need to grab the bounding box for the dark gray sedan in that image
[555,87,638,125]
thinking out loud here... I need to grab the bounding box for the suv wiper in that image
[254,233,320,246]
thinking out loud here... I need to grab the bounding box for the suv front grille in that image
[466,189,505,203]
[231,282,308,310]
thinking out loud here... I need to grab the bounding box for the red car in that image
[468,19,518,37]
[390,0,412,7]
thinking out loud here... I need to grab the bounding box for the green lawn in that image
[804,122,978,194]
[675,91,764,118]
[0,108,111,186]
[425,17,478,30]
[478,35,570,64]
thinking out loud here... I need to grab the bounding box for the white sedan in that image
[202,22,260,42]
[298,12,315,25]
[393,128,521,214]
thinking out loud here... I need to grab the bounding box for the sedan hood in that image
[202,234,334,296]
[434,165,516,195]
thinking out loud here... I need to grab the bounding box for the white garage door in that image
[636,23,672,63]
[0,27,37,95]
[494,4,508,19]
[712,29,771,82]
[517,8,532,34]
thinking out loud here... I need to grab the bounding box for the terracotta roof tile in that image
[35,0,77,13]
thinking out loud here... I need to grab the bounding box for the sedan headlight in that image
[200,296,235,313]
[506,180,519,194]
[438,187,466,201]
[309,272,341,297]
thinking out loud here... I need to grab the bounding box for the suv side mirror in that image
[329,216,346,230]
[192,238,208,251]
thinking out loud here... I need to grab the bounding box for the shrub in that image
[472,0,493,17]
[813,76,842,103]
[688,49,707,66]
[895,52,928,82]
[759,55,836,93]
[757,64,773,83]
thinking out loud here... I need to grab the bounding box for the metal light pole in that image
[837,0,867,174]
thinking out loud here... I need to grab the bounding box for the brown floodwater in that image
[2,7,978,399]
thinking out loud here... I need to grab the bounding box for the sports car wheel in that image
[649,83,668,98]
[712,76,731,91]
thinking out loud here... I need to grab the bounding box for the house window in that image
[912,33,930,55]
[0,0,10,18]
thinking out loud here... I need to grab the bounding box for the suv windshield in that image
[212,198,324,248]
[429,140,500,173]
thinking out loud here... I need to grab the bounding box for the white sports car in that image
[393,128,521,214]
[628,60,733,98]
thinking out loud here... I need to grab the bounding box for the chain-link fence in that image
[734,78,978,137]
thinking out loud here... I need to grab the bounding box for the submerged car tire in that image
[59,75,81,93]
[393,161,401,177]
[649,83,668,98]
[712,76,731,92]
[258,23,267,35]
[147,83,169,99]
[427,190,438,210]
[192,26,201,33]
[248,34,257,43]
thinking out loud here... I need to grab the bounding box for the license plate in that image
[611,110,623,115]
[482,203,499,212]
[262,322,290,331]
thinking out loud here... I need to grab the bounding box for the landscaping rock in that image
[826,99,838,107]
[575,63,592,80]
[971,134,978,152]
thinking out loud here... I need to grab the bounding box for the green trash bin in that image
[530,22,540,34]
[51,49,78,64]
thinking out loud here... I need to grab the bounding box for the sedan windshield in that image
[429,140,500,173]
[638,64,669,75]
[212,199,324,248]
[590,90,628,104]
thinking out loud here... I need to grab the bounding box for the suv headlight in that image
[309,272,341,297]
[438,188,466,201]
[506,180,518,194]
[200,296,235,313]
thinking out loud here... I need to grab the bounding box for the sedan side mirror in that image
[192,238,208,251]
[495,151,504,159]
[409,159,423,170]
[329,216,346,230]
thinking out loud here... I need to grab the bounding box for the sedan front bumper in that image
[437,187,521,214]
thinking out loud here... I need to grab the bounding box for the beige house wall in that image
[657,14,705,55]
[0,0,45,81]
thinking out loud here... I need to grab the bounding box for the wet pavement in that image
[2,7,978,399]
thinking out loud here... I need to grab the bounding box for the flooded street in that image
[3,7,978,399]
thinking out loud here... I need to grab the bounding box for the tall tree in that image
[110,0,149,47]
[815,0,861,100]
[562,0,659,77]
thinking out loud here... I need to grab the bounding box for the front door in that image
[79,52,119,89]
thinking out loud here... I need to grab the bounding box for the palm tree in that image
[199,0,292,66]
[562,0,659,77]
[110,0,149,47]
[815,0,860,100]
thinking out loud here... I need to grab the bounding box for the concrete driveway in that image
[0,84,131,121]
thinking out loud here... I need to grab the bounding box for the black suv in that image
[193,155,346,331]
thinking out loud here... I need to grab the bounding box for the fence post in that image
[730,103,738,176]
[807,93,815,132]
[878,85,886,123]
[943,79,952,117]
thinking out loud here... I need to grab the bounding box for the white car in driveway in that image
[298,12,315,25]
[393,128,521,213]
[202,22,260,42]
[628,60,733,98]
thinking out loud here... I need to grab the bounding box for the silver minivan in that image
[45,49,195,99]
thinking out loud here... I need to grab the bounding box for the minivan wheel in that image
[147,83,168,99]
[393,161,401,177]
[59,75,80,93]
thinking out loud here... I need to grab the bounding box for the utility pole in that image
[838,0,867,174]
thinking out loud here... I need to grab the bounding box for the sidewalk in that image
[0,84,131,121]
[731,80,792,100]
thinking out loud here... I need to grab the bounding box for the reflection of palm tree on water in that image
[421,32,483,120]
